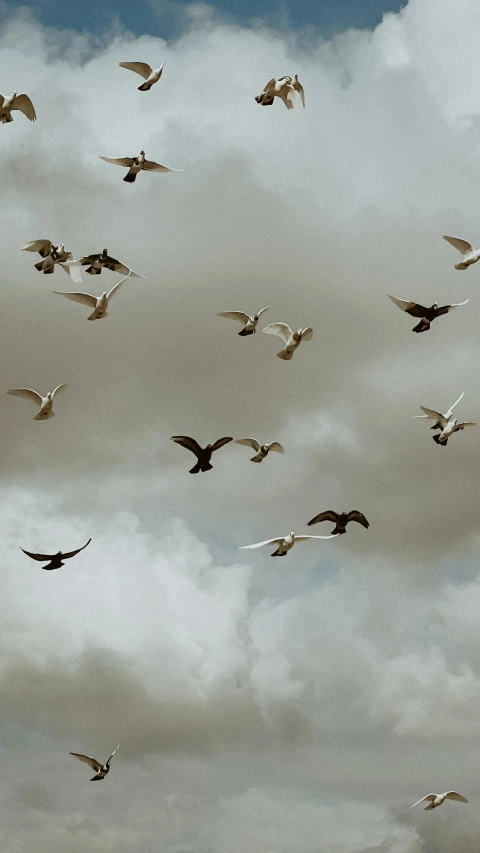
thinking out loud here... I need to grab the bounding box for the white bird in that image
[21,239,82,284]
[119,61,165,91]
[217,306,270,336]
[433,418,476,447]
[411,392,465,430]
[0,91,36,123]
[99,150,182,183]
[7,384,68,420]
[70,745,120,781]
[53,273,131,320]
[235,438,284,462]
[255,75,305,111]
[411,791,468,811]
[240,531,338,557]
[443,236,480,270]
[262,322,313,360]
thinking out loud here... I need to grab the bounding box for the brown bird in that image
[307,511,369,535]
[20,538,91,570]
[170,436,233,473]
[387,294,468,333]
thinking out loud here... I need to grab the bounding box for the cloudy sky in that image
[1,0,480,850]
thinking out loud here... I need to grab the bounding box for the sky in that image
[1,0,480,851]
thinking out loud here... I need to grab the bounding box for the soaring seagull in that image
[20,539,91,571]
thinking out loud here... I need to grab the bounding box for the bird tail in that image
[412,319,430,333]
[433,434,447,445]
[33,410,54,420]
[238,328,254,336]
[123,171,137,183]
[250,454,263,462]
[86,265,101,275]
[88,311,97,321]
[201,462,214,472]
[90,774,105,781]
[271,548,286,556]
[277,349,293,360]
[138,83,151,91]
[189,462,202,474]
[34,260,47,271]
[455,262,468,270]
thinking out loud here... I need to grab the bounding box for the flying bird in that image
[411,792,468,811]
[53,272,131,320]
[170,436,233,473]
[20,538,91,571]
[65,249,144,278]
[411,392,465,430]
[240,531,338,557]
[432,418,476,447]
[119,60,165,90]
[235,438,284,462]
[255,75,305,111]
[22,239,82,284]
[7,384,68,420]
[70,745,120,781]
[0,91,36,123]
[387,295,469,333]
[262,323,313,360]
[217,306,270,336]
[307,510,369,535]
[99,150,182,183]
[443,235,480,269]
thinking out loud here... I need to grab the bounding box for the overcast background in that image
[1,0,480,850]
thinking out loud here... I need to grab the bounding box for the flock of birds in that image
[2,59,474,811]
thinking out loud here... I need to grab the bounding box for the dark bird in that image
[66,249,144,278]
[307,510,369,535]
[170,436,233,473]
[387,294,469,333]
[70,745,120,781]
[20,538,92,570]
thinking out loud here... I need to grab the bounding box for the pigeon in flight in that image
[217,306,270,336]
[119,61,165,90]
[22,240,83,284]
[20,538,91,571]
[411,392,465,430]
[262,323,313,360]
[387,295,469,333]
[443,235,480,269]
[240,531,338,557]
[235,438,284,462]
[65,249,144,278]
[53,272,131,320]
[70,745,120,781]
[0,91,36,123]
[411,791,468,811]
[307,510,369,535]
[99,150,182,183]
[255,75,305,111]
[432,418,476,447]
[170,436,233,473]
[7,384,68,420]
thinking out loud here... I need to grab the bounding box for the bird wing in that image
[21,239,53,257]
[20,546,55,561]
[307,510,339,526]
[262,323,292,344]
[347,511,369,528]
[98,155,135,167]
[70,753,102,772]
[59,261,83,285]
[257,306,270,317]
[119,61,153,79]
[295,534,340,541]
[102,256,131,275]
[418,406,444,421]
[447,392,465,414]
[107,273,131,300]
[435,299,469,316]
[0,94,4,109]
[410,794,436,808]
[7,388,43,405]
[387,295,426,316]
[142,159,183,173]
[453,422,476,432]
[210,437,233,452]
[268,442,284,453]
[107,744,120,762]
[301,327,313,340]
[217,311,250,324]
[53,291,97,307]
[52,384,68,398]
[292,75,305,107]
[235,438,261,451]
[443,235,473,255]
[61,538,92,560]
[239,538,284,549]
[12,94,36,120]
[170,436,202,457]
[445,792,468,803]
[278,83,297,111]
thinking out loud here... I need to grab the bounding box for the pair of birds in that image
[23,241,144,279]
[255,74,305,111]
[217,308,313,360]
[0,91,36,123]
[411,392,476,446]
[170,436,284,472]
[21,539,91,570]
[240,511,369,557]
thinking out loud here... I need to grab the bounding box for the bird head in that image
[58,243,65,253]
[294,330,302,340]
[432,302,439,310]
[101,249,108,257]
[11,91,17,99]
[206,444,212,449]
[140,150,145,156]
[289,531,295,539]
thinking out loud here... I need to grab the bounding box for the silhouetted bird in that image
[170,436,233,473]
[70,745,120,781]
[20,538,91,570]
[307,510,369,535]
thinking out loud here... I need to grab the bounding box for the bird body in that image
[217,306,270,336]
[255,75,305,111]
[240,531,338,557]
[0,91,36,123]
[387,294,468,332]
[99,150,182,183]
[443,235,480,269]
[411,791,468,810]
[20,538,91,570]
[70,745,119,781]
[170,436,233,473]
[411,392,465,431]
[7,384,68,420]
[65,249,144,278]
[119,61,164,90]
[262,323,313,359]
[432,418,476,446]
[53,272,131,320]
[307,510,369,535]
[235,437,284,462]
